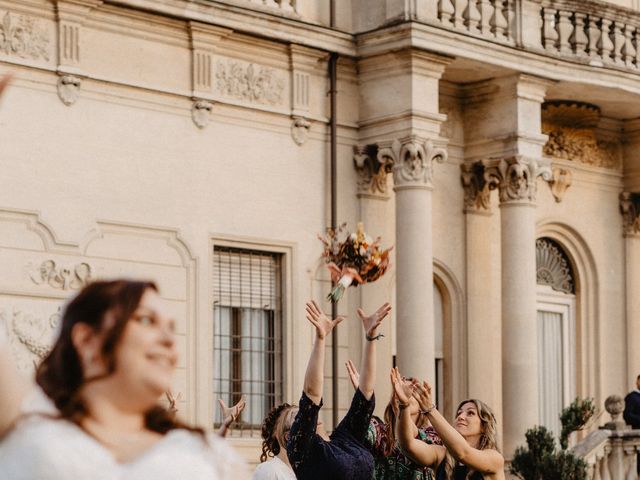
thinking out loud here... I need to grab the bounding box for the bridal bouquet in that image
[319,222,392,302]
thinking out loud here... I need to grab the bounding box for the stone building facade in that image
[0,0,639,466]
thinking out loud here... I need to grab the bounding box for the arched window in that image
[536,238,576,439]
[434,282,444,410]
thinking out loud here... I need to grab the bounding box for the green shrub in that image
[510,398,594,480]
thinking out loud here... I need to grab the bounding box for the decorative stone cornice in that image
[460,161,495,213]
[373,137,447,190]
[620,192,640,237]
[353,144,392,197]
[485,156,552,204]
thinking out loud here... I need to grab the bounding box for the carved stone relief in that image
[28,260,92,290]
[542,101,622,170]
[215,60,285,106]
[353,144,393,197]
[620,192,640,237]
[57,75,81,106]
[460,161,495,213]
[0,11,50,61]
[536,238,575,294]
[1,307,60,372]
[291,115,310,145]
[485,156,552,203]
[548,166,572,203]
[378,138,447,189]
[192,99,213,129]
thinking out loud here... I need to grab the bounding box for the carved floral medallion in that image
[215,60,285,106]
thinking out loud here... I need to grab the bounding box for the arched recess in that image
[433,259,467,421]
[536,221,600,404]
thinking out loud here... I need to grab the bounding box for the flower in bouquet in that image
[318,222,392,302]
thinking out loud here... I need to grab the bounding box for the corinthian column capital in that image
[353,144,393,198]
[485,156,552,204]
[461,161,497,213]
[620,192,640,237]
[375,137,447,190]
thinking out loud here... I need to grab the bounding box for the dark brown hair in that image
[260,403,297,462]
[35,279,200,435]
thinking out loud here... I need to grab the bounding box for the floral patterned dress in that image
[365,416,442,480]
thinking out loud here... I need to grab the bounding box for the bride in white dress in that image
[0,278,248,480]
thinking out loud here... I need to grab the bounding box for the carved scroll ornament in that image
[29,260,92,290]
[461,161,496,213]
[353,144,392,196]
[377,138,447,189]
[485,156,552,203]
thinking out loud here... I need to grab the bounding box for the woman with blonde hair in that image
[391,367,504,480]
[254,403,298,479]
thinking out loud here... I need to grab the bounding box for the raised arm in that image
[0,329,28,437]
[216,395,246,437]
[412,381,504,474]
[392,367,444,468]
[357,303,391,400]
[303,300,344,405]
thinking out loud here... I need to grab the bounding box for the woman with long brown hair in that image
[392,367,504,480]
[0,279,247,479]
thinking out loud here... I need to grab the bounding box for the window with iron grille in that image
[213,246,283,436]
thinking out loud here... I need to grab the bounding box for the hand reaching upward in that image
[306,300,344,340]
[357,302,391,338]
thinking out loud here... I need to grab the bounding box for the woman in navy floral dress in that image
[286,300,391,480]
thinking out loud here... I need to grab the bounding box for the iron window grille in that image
[213,246,283,436]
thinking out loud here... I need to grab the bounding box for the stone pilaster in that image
[188,23,232,128]
[54,0,103,105]
[352,143,394,406]
[621,192,640,383]
[460,160,502,428]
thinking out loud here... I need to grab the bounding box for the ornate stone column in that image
[376,137,447,381]
[486,155,552,456]
[460,161,503,425]
[620,192,640,381]
[353,144,395,405]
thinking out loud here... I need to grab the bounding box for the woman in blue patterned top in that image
[286,300,391,480]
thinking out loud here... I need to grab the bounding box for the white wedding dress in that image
[0,388,248,480]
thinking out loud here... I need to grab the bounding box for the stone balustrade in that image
[420,0,517,45]
[572,395,640,480]
[537,0,640,69]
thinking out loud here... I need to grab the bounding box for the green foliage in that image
[559,397,595,450]
[511,426,589,480]
[510,398,595,480]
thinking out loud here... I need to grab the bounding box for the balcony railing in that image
[412,0,640,73]
[572,395,640,480]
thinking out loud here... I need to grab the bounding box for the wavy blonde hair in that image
[442,399,499,480]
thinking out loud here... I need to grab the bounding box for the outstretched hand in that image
[357,302,391,338]
[412,380,435,411]
[391,366,414,407]
[306,300,344,339]
[345,359,359,390]
[218,395,247,424]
